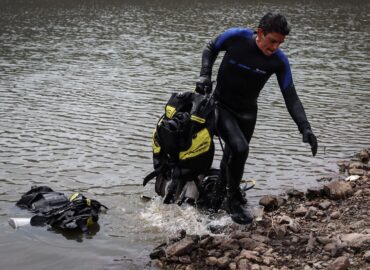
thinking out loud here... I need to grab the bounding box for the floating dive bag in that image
[144,91,216,201]
[16,186,69,213]
[16,186,108,233]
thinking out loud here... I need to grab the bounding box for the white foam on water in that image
[140,197,233,236]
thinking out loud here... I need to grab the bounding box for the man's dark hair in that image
[258,12,290,35]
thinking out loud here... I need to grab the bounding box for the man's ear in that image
[256,28,265,39]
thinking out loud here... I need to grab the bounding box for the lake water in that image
[0,0,369,269]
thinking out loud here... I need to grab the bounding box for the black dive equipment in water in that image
[16,186,108,233]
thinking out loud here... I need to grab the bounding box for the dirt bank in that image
[148,148,370,270]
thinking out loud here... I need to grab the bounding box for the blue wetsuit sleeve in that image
[276,50,311,132]
[200,28,254,77]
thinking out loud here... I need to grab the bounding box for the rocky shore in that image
[149,148,370,270]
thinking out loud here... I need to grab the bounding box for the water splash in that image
[140,197,233,236]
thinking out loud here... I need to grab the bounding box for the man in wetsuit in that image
[195,12,318,224]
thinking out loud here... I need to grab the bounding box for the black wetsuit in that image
[200,28,311,196]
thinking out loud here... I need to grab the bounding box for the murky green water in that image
[0,0,369,269]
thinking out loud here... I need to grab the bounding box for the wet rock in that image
[238,259,251,270]
[305,206,318,219]
[251,234,268,244]
[348,168,365,176]
[229,262,237,270]
[318,200,332,210]
[364,188,370,196]
[274,224,288,238]
[317,236,332,245]
[286,188,305,198]
[219,239,240,251]
[256,218,272,228]
[150,243,166,259]
[288,219,301,233]
[179,255,191,264]
[239,237,257,250]
[278,215,292,224]
[239,249,261,263]
[211,236,224,247]
[340,233,370,250]
[151,259,164,269]
[216,256,230,268]
[253,243,268,255]
[363,250,370,262]
[316,210,325,217]
[324,181,353,200]
[166,237,196,257]
[324,242,343,257]
[259,195,279,211]
[330,211,341,219]
[224,249,239,259]
[294,205,308,217]
[167,255,179,262]
[276,196,286,207]
[205,256,218,266]
[327,256,350,270]
[168,230,187,244]
[230,231,250,240]
[306,186,325,199]
[349,220,366,230]
[353,189,363,196]
[291,236,300,243]
[251,264,260,270]
[262,256,275,266]
[185,265,195,270]
[349,161,364,170]
[199,235,213,248]
[336,160,350,172]
[358,149,369,163]
[208,249,222,258]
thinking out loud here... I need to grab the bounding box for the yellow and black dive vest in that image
[144,91,215,190]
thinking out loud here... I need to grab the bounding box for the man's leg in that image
[216,107,255,224]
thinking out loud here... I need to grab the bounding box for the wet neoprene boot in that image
[226,189,253,225]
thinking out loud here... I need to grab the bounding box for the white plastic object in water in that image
[8,218,31,229]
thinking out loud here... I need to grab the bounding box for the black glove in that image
[302,128,318,156]
[195,75,212,95]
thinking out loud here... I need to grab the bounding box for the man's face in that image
[256,28,286,56]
